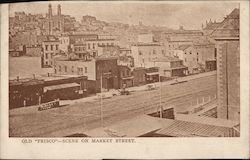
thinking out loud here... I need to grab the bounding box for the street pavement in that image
[9,74,217,137]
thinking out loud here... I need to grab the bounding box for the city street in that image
[9,74,216,137]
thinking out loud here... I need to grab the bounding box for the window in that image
[59,65,61,72]
[190,51,192,55]
[56,44,58,50]
[93,43,95,49]
[51,45,53,51]
[45,45,48,51]
[85,67,87,73]
[214,48,217,59]
[153,50,156,54]
[88,44,90,49]
[127,70,129,76]
[185,58,187,62]
[162,50,165,55]
[197,52,199,55]
[45,53,48,59]
[197,58,199,62]
[139,51,142,55]
[64,66,67,72]
[72,66,74,73]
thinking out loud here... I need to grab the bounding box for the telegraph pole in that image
[100,73,103,127]
[159,73,163,118]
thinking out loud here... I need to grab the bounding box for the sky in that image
[9,2,239,30]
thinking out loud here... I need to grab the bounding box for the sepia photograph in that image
[8,1,241,138]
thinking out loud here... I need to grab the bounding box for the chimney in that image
[47,73,50,77]
[17,76,19,81]
[33,74,35,79]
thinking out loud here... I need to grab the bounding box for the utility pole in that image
[226,43,229,120]
[100,73,103,127]
[159,73,163,118]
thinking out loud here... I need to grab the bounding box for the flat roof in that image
[152,56,182,62]
[44,83,80,91]
[39,74,87,81]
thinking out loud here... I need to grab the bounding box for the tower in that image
[48,4,52,18]
[57,4,61,17]
[48,4,53,35]
[57,4,63,33]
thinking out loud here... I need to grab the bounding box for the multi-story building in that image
[118,65,134,88]
[58,36,70,53]
[173,38,216,74]
[54,55,119,92]
[41,36,60,67]
[210,8,240,121]
[131,42,168,68]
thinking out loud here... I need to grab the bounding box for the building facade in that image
[210,8,240,121]
[131,43,168,68]
[41,36,60,67]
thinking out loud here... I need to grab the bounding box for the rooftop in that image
[175,114,239,128]
[84,114,238,137]
[210,8,239,39]
[178,44,192,51]
[132,42,161,46]
[152,56,182,62]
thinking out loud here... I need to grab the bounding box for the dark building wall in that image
[133,68,146,86]
[9,80,44,109]
[205,60,217,71]
[95,58,119,92]
[172,68,186,77]
[118,66,133,88]
[44,86,80,101]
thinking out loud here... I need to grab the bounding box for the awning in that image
[122,76,134,80]
[44,83,80,91]
[146,72,159,76]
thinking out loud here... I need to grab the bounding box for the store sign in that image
[38,99,60,111]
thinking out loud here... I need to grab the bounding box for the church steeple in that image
[48,4,52,18]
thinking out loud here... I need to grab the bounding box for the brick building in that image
[210,8,240,121]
